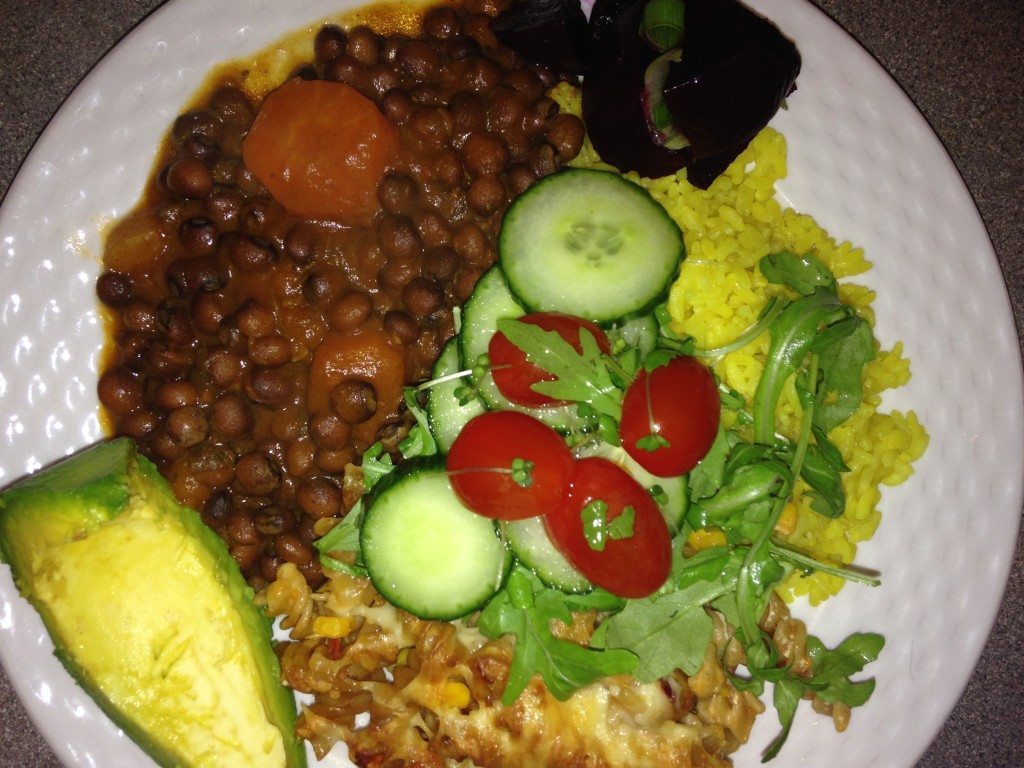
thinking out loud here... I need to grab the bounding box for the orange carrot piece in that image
[242,79,399,224]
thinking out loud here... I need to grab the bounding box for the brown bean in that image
[409,106,453,147]
[246,367,294,407]
[302,269,344,305]
[202,488,232,527]
[402,277,443,317]
[235,452,280,495]
[249,334,292,368]
[487,86,527,132]
[122,302,159,333]
[226,510,260,545]
[256,505,295,536]
[230,543,259,572]
[211,392,254,439]
[166,157,214,199]
[378,173,418,215]
[452,222,490,266]
[547,113,586,160]
[316,446,356,474]
[423,6,461,39]
[461,132,509,176]
[450,91,487,136]
[467,174,505,215]
[181,134,220,165]
[462,55,504,91]
[528,142,560,178]
[98,368,143,415]
[275,534,314,566]
[463,13,500,50]
[283,222,318,266]
[378,215,423,261]
[424,246,460,281]
[505,68,544,100]
[154,380,199,411]
[226,233,277,272]
[158,303,195,347]
[381,88,414,124]
[330,380,377,424]
[328,291,373,331]
[506,163,537,195]
[192,291,228,335]
[524,97,558,135]
[117,409,158,440]
[96,271,135,308]
[179,217,218,256]
[296,477,343,519]
[167,255,227,296]
[173,110,218,143]
[383,309,420,344]
[346,25,381,66]
[369,65,401,98]
[259,553,283,582]
[379,256,420,289]
[397,40,441,78]
[209,86,254,129]
[142,343,193,379]
[431,149,464,188]
[445,36,481,61]
[235,302,276,338]
[285,439,316,478]
[204,185,242,227]
[415,211,451,248]
[165,405,209,447]
[207,349,244,387]
[325,54,369,90]
[314,25,347,63]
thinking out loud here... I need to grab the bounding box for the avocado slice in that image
[0,438,307,768]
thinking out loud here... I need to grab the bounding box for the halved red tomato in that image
[620,355,720,477]
[544,457,672,598]
[446,411,573,520]
[488,313,611,407]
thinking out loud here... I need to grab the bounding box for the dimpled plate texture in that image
[0,0,1021,766]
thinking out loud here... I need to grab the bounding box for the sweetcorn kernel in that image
[687,528,728,551]
[442,680,471,708]
[312,615,354,638]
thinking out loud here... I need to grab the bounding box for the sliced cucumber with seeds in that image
[502,517,593,594]
[427,338,486,453]
[459,265,594,434]
[607,313,659,356]
[360,457,511,620]
[499,168,684,324]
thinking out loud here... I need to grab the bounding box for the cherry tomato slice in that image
[620,356,720,477]
[446,411,573,520]
[544,457,672,598]
[489,313,612,408]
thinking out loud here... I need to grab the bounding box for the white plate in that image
[0,0,1021,766]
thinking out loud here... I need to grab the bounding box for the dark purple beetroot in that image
[584,0,800,187]
[492,0,591,75]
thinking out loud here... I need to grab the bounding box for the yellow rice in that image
[551,83,928,605]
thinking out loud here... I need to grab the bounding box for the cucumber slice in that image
[459,265,593,434]
[608,313,659,355]
[501,517,593,594]
[499,168,684,323]
[361,458,511,620]
[427,338,486,453]
[576,440,688,532]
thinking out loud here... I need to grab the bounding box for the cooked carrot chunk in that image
[242,79,399,224]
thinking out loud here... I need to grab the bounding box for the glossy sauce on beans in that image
[96,0,584,590]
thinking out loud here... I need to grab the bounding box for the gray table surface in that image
[1,0,1021,765]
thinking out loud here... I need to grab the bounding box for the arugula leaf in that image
[314,499,368,576]
[603,584,717,680]
[761,632,883,761]
[478,569,637,704]
[813,318,876,433]
[760,251,837,296]
[751,289,852,445]
[688,424,731,500]
[361,442,395,492]
[497,318,624,420]
[398,388,438,459]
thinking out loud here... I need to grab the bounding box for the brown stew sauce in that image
[96,0,584,590]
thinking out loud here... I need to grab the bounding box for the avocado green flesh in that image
[0,439,306,768]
